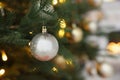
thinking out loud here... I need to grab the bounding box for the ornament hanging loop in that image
[42,26,47,33]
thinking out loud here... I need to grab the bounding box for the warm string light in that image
[52,67,58,72]
[0,2,5,16]
[60,19,66,29]
[52,0,66,5]
[52,0,58,5]
[58,19,67,38]
[65,59,73,65]
[28,42,31,46]
[0,2,4,8]
[1,50,8,61]
[107,42,120,54]
[0,69,5,76]
[58,29,65,38]
[59,0,66,3]
[29,31,33,35]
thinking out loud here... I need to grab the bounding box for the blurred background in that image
[0,0,120,80]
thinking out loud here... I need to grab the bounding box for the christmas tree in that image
[0,0,101,80]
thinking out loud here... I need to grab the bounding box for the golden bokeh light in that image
[107,42,120,55]
[58,29,65,38]
[0,2,4,8]
[66,59,73,65]
[29,31,33,35]
[1,50,8,61]
[60,19,66,29]
[0,69,5,76]
[59,0,66,4]
[52,0,58,5]
[52,67,58,72]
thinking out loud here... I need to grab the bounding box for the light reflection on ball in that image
[30,33,59,61]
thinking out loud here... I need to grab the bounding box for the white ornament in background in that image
[30,26,59,61]
[85,10,103,22]
[72,24,83,43]
[98,36,109,50]
[88,22,98,33]
[99,62,114,77]
[99,1,120,33]
[86,35,108,49]
[86,35,99,47]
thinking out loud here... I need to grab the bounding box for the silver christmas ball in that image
[30,33,59,61]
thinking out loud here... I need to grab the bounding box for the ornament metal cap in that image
[42,26,47,33]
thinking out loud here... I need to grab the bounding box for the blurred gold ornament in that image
[52,0,58,5]
[97,62,114,77]
[53,55,74,69]
[65,32,72,38]
[1,50,8,61]
[72,24,83,43]
[0,69,5,76]
[107,42,120,55]
[58,29,65,38]
[54,55,66,69]
[60,19,66,29]
[0,2,5,8]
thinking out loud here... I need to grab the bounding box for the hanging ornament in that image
[72,23,83,43]
[97,62,114,77]
[30,26,59,61]
[0,2,5,16]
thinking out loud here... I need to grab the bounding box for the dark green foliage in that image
[0,0,98,80]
